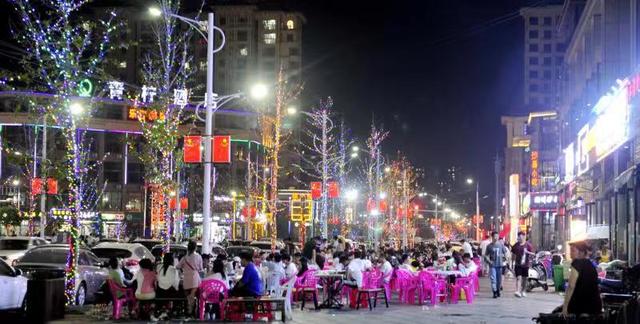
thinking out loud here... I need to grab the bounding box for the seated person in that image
[229,252,263,297]
[458,253,478,277]
[282,254,298,281]
[156,253,180,298]
[377,256,393,283]
[108,257,132,288]
[336,256,349,272]
[297,257,310,277]
[205,257,230,288]
[134,258,157,300]
[344,251,366,288]
[562,242,602,316]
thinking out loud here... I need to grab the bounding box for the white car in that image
[91,242,154,274]
[0,236,49,265]
[0,258,27,311]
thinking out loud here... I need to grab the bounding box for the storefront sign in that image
[530,192,558,210]
[508,174,520,218]
[530,151,540,188]
[127,107,166,122]
[564,143,575,182]
[101,213,124,221]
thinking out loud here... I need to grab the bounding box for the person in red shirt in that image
[511,231,535,297]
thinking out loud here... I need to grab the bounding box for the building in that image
[555,0,640,263]
[520,4,565,110]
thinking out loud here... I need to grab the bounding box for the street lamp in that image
[351,146,359,152]
[350,152,358,159]
[467,177,480,241]
[250,84,269,101]
[345,189,358,202]
[69,102,84,116]
[286,106,297,115]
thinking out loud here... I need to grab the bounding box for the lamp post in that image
[467,178,480,241]
[149,7,266,255]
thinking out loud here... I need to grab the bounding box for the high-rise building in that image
[520,4,565,110]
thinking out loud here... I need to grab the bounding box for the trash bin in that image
[27,277,66,322]
[553,265,564,292]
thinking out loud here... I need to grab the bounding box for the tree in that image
[10,0,116,304]
[0,206,21,235]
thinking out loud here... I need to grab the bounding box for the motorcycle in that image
[526,251,552,292]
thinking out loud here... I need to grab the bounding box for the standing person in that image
[461,238,474,257]
[479,235,491,275]
[484,231,508,298]
[511,231,535,297]
[562,242,602,316]
[177,240,203,316]
[282,254,298,280]
[229,252,263,297]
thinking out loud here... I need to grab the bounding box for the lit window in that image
[118,61,127,68]
[263,19,276,31]
[240,47,248,56]
[264,33,276,45]
[287,19,295,30]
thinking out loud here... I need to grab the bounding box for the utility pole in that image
[40,119,47,238]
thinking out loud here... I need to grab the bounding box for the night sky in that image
[295,0,540,203]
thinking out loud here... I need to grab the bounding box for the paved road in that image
[52,275,562,323]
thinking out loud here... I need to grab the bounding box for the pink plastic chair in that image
[450,276,474,304]
[355,270,388,310]
[470,271,480,292]
[107,279,136,320]
[417,271,448,305]
[299,270,320,310]
[198,279,229,321]
[395,269,419,304]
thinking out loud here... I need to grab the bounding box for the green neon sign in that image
[77,79,93,97]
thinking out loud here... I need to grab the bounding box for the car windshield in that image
[250,243,272,250]
[92,248,132,259]
[0,239,29,250]
[20,248,67,264]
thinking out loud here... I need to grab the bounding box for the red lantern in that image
[169,198,188,210]
[327,181,339,198]
[379,200,388,212]
[31,178,43,195]
[46,178,58,195]
[310,182,322,199]
[212,135,231,163]
[183,136,202,163]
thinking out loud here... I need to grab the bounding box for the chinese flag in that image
[31,178,43,195]
[212,135,231,163]
[327,181,339,198]
[379,200,388,212]
[183,136,202,163]
[310,182,322,199]
[180,198,188,210]
[46,178,58,195]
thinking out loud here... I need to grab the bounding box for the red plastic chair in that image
[417,271,448,305]
[198,279,229,321]
[106,279,136,320]
[450,276,474,304]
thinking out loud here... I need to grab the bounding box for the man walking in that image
[512,231,535,297]
[484,231,508,298]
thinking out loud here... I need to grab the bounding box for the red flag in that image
[310,182,322,199]
[212,136,231,163]
[183,136,202,163]
[46,178,58,195]
[31,178,43,195]
[327,181,339,198]
[379,200,388,212]
[169,198,189,210]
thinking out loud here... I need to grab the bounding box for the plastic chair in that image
[470,271,480,293]
[395,269,419,304]
[106,279,136,320]
[281,276,296,320]
[450,276,474,304]
[299,270,320,310]
[356,270,388,310]
[198,279,229,321]
[417,271,448,305]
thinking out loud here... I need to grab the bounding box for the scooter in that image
[526,252,551,292]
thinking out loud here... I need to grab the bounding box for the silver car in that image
[0,236,49,265]
[14,244,109,306]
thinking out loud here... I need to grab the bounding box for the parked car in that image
[0,258,27,311]
[15,244,108,306]
[249,240,285,253]
[91,242,154,274]
[132,238,163,251]
[0,236,49,265]
[225,246,260,258]
[150,244,188,263]
[196,242,226,257]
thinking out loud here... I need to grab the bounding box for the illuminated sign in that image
[128,107,166,122]
[508,174,520,218]
[564,143,575,182]
[173,88,189,106]
[101,213,124,221]
[576,124,591,176]
[530,151,540,188]
[141,85,157,103]
[530,192,558,211]
[77,79,93,97]
[108,81,124,100]
[591,78,630,161]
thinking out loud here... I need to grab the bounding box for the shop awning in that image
[569,225,609,243]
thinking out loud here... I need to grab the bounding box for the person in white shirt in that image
[345,251,366,288]
[458,253,478,277]
[156,253,180,297]
[283,254,298,280]
[461,238,474,257]
[479,235,491,275]
[263,254,286,293]
[205,258,230,289]
[377,256,393,283]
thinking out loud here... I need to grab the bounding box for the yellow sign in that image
[291,193,312,222]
